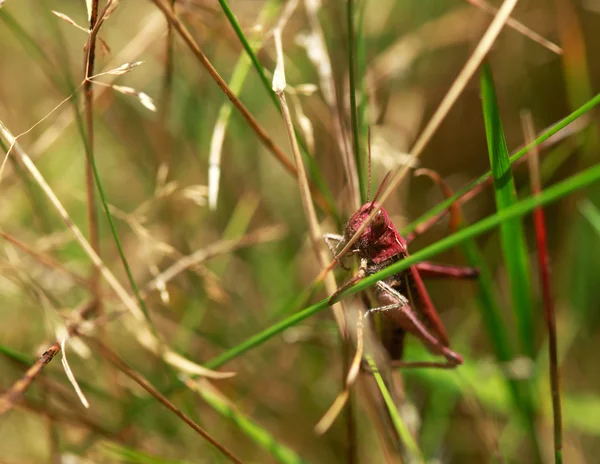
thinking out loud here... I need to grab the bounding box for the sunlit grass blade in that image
[481,63,535,358]
[205,161,600,368]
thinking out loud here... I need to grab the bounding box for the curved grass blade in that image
[205,161,600,369]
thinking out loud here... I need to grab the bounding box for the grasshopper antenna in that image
[369,170,392,210]
[367,126,372,202]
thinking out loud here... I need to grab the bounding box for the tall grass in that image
[1,1,599,462]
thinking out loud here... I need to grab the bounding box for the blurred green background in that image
[1,0,599,462]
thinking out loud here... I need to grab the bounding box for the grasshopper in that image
[325,175,478,368]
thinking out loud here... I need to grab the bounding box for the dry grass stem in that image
[271,10,345,333]
[0,346,60,417]
[59,337,90,409]
[83,0,101,314]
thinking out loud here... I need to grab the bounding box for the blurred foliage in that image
[1,0,600,463]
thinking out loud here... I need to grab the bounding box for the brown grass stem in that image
[83,0,101,313]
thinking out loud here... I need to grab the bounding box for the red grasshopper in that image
[325,175,479,368]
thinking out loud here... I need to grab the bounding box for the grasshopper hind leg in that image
[367,280,463,368]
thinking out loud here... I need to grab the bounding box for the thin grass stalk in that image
[272,17,364,454]
[272,14,346,331]
[303,0,359,211]
[89,338,243,464]
[204,160,600,369]
[523,112,563,463]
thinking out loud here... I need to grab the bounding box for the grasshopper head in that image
[344,201,391,246]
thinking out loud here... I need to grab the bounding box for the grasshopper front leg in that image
[328,258,368,304]
[323,233,353,271]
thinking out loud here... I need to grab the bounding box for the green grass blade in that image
[480,63,535,358]
[366,356,423,461]
[205,162,600,368]
[480,65,542,461]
